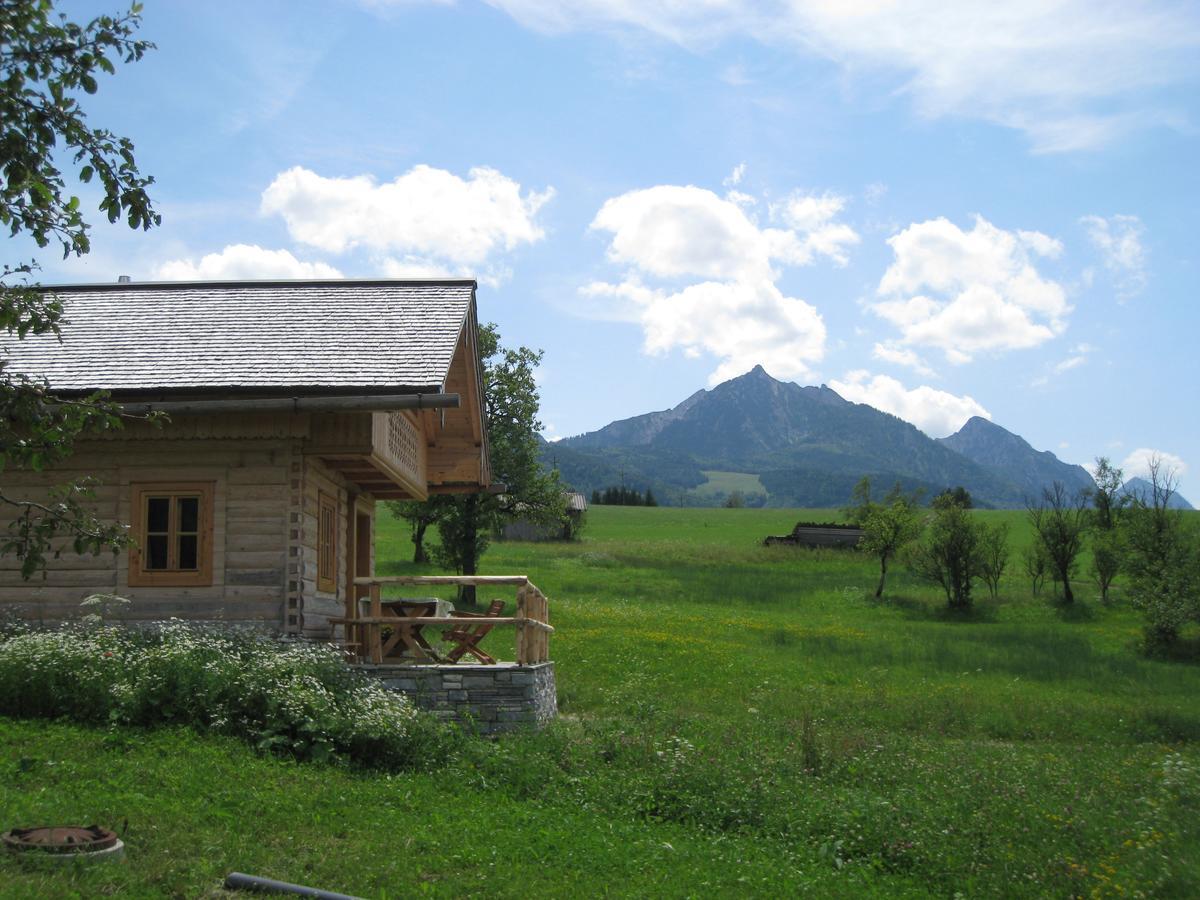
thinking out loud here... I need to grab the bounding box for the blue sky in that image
[30,1,1200,499]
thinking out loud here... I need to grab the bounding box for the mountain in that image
[1119,477,1195,510]
[551,365,1043,507]
[937,416,1096,502]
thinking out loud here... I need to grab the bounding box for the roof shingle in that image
[1,279,476,394]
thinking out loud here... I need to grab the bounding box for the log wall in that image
[0,437,293,628]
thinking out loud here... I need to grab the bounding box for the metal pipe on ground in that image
[223,871,363,899]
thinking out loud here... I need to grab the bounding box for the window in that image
[318,492,337,593]
[129,482,214,587]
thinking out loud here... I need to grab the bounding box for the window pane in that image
[147,497,170,533]
[177,496,199,533]
[178,535,198,570]
[146,535,169,569]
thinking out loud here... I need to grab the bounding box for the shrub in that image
[1022,541,1049,595]
[1027,482,1088,604]
[977,521,1010,599]
[0,621,459,769]
[907,495,981,609]
[859,487,922,599]
[1122,463,1200,650]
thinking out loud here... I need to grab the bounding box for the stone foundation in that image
[359,661,557,735]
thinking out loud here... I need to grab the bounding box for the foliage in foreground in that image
[1,0,161,578]
[0,620,457,769]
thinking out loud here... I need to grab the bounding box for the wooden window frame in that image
[317,491,338,594]
[129,482,215,588]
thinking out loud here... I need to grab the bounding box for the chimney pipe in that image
[117,275,132,284]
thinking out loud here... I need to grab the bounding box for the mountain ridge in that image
[545,366,1192,509]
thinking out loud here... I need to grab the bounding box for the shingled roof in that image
[1,279,477,395]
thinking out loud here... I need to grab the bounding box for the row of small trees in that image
[846,480,1007,607]
[847,458,1199,649]
[591,487,658,506]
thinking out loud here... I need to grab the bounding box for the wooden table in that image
[370,597,454,662]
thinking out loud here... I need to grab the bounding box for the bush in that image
[0,620,460,769]
[977,521,1010,599]
[907,495,981,609]
[1122,464,1200,650]
[1027,482,1088,604]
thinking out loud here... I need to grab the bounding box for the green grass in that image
[692,470,767,498]
[4,506,1199,897]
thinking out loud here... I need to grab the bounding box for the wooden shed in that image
[0,279,491,637]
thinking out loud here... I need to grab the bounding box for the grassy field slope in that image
[3,506,1198,897]
[691,470,768,499]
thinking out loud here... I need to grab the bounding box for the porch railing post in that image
[516,584,529,666]
[369,581,383,664]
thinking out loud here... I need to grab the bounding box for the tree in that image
[430,324,562,604]
[935,486,973,509]
[1022,541,1049,596]
[386,496,453,564]
[977,521,1010,600]
[1,1,159,578]
[859,484,922,599]
[907,491,981,610]
[1088,456,1125,604]
[723,490,745,509]
[843,476,875,525]
[1122,457,1200,650]
[1027,482,1088,604]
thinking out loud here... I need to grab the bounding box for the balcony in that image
[307,410,426,500]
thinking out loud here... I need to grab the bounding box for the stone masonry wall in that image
[363,661,557,735]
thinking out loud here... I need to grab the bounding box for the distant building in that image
[502,492,588,541]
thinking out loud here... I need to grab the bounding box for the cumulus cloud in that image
[827,370,990,438]
[155,244,343,281]
[871,342,935,377]
[474,0,1200,152]
[1121,448,1189,480]
[871,215,1069,364]
[260,164,553,281]
[583,277,825,385]
[585,181,856,382]
[1081,214,1147,300]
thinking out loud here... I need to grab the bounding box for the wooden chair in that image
[442,599,505,664]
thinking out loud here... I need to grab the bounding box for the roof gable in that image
[1,279,476,395]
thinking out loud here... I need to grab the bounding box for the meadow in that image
[2,505,1198,897]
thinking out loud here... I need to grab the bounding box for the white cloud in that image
[260,164,553,281]
[155,244,343,281]
[586,181,855,382]
[724,162,746,187]
[1121,448,1189,480]
[827,371,990,438]
[872,215,1069,363]
[863,182,888,204]
[871,342,935,377]
[1080,214,1147,300]
[1053,345,1091,374]
[477,1,1200,151]
[583,277,825,385]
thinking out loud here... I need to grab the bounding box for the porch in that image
[335,575,557,734]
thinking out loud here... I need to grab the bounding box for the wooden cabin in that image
[0,279,491,637]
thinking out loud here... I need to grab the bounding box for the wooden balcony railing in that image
[340,575,553,666]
